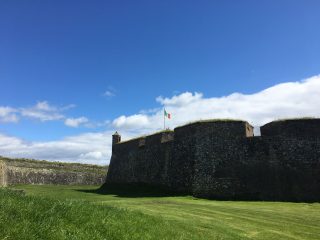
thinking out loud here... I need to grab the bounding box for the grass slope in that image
[2,185,320,240]
[0,188,185,240]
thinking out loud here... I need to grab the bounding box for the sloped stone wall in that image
[0,160,7,186]
[0,157,107,186]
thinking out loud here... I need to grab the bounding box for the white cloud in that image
[113,114,150,129]
[156,92,203,106]
[64,117,89,127]
[112,75,320,137]
[0,131,113,165]
[103,86,116,98]
[0,130,137,165]
[20,101,65,121]
[1,101,105,129]
[60,104,77,111]
[0,107,19,123]
[34,101,56,111]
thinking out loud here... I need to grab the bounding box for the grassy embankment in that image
[1,184,320,240]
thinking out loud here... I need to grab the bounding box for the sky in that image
[1,0,320,165]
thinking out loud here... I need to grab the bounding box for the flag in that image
[164,109,171,119]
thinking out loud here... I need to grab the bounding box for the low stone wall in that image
[0,157,107,186]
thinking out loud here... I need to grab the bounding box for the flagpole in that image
[164,108,165,129]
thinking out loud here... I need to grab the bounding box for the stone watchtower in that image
[112,131,121,145]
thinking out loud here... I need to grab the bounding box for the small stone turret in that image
[112,131,121,145]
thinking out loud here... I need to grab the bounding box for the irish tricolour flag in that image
[164,109,171,119]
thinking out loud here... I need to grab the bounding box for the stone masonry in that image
[0,157,107,186]
[106,119,320,202]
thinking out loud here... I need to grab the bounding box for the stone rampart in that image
[106,119,320,202]
[0,157,107,186]
[260,118,320,138]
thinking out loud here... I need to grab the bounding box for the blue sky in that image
[1,1,320,164]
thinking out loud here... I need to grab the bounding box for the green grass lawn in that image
[1,184,320,240]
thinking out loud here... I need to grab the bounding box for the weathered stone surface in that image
[107,131,174,188]
[260,118,320,138]
[0,157,107,186]
[106,119,320,202]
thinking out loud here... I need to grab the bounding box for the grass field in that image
[1,184,320,240]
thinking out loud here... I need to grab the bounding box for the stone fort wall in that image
[106,119,320,202]
[0,157,107,186]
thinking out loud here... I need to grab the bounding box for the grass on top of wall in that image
[273,117,317,122]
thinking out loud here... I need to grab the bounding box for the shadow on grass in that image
[74,185,320,202]
[76,183,189,198]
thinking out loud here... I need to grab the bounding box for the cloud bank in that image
[0,132,112,165]
[21,101,66,122]
[113,75,320,134]
[1,75,320,165]
[0,101,97,128]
